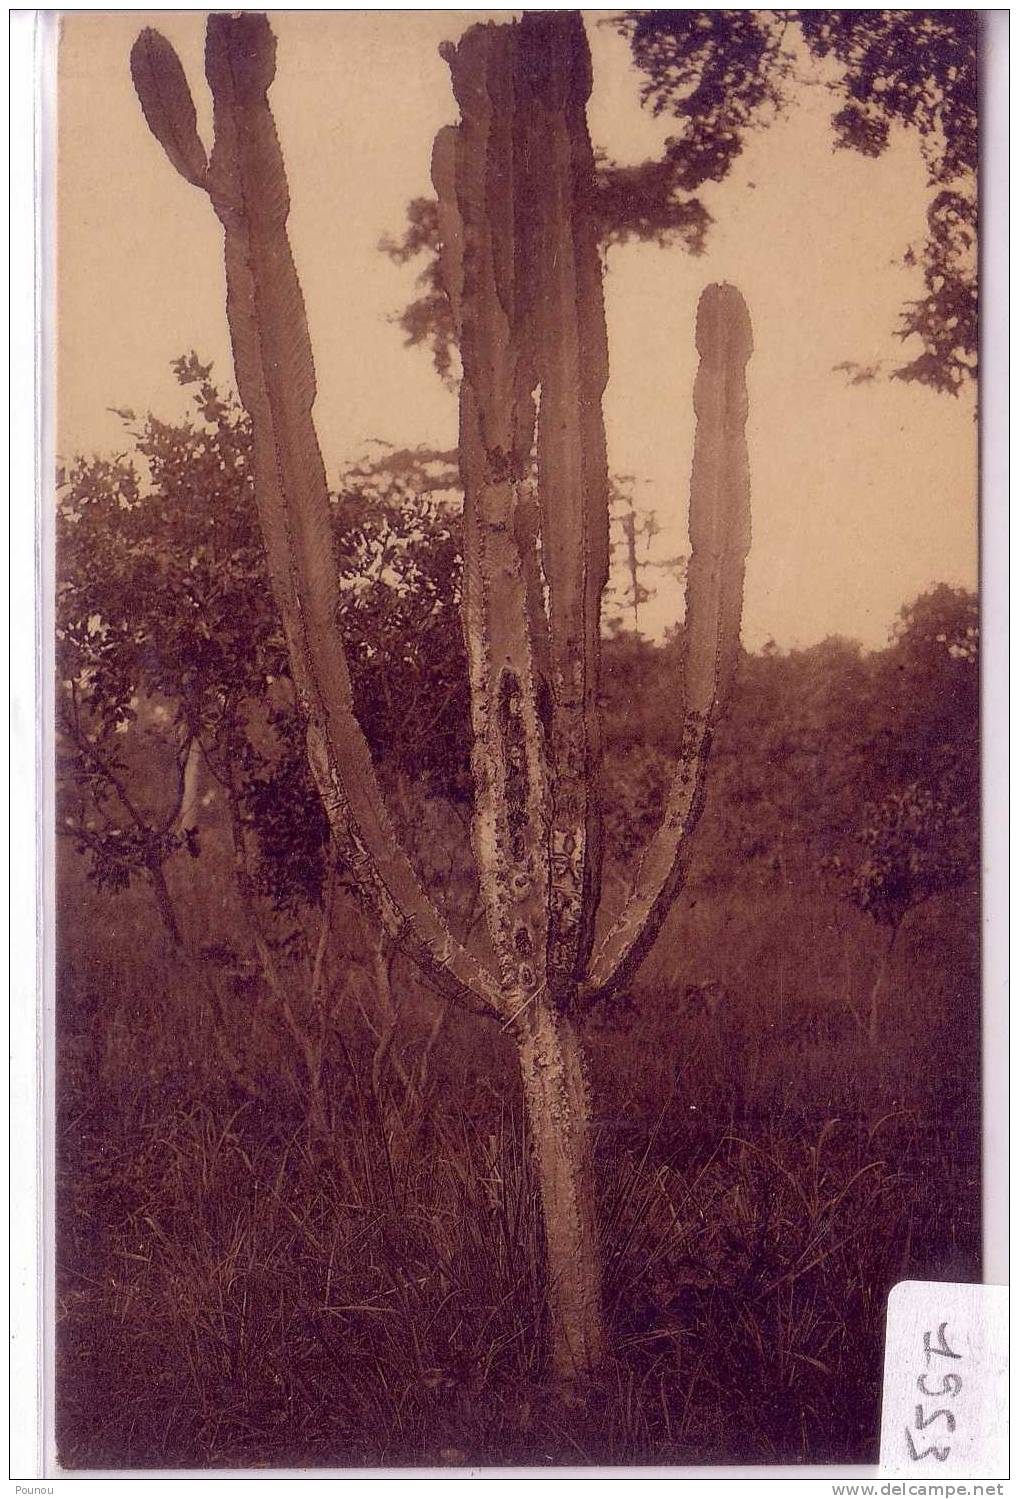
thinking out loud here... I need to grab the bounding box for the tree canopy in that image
[57,360,472,915]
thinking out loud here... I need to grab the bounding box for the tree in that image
[58,363,477,1128]
[130,10,752,1389]
[832,778,977,1042]
[58,363,474,925]
[824,586,978,1039]
[608,479,665,635]
[386,10,977,394]
[794,11,977,393]
[57,359,271,944]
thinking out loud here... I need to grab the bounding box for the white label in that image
[879,1280,1008,1477]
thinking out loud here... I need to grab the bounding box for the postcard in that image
[49,9,987,1477]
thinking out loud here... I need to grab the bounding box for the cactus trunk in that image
[514,999,603,1385]
[434,14,611,1385]
[434,15,610,1011]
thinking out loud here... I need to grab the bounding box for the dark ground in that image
[56,840,980,1470]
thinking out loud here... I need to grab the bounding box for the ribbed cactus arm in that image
[518,13,611,998]
[583,283,753,1006]
[131,15,504,1019]
[432,91,552,1008]
[435,13,611,1009]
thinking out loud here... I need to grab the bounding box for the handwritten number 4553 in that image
[906,1322,962,1462]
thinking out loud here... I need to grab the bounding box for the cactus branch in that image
[521,13,611,995]
[130,28,209,189]
[131,15,504,1019]
[583,283,753,1007]
[431,89,551,1006]
[436,15,611,1004]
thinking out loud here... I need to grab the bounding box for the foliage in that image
[621,10,793,186]
[379,198,458,384]
[381,171,711,387]
[835,781,975,932]
[60,382,978,940]
[618,9,978,393]
[796,11,977,392]
[57,361,472,916]
[596,584,979,912]
[57,366,676,934]
[57,356,266,922]
[827,585,979,932]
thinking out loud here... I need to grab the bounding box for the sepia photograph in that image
[53,8,981,1471]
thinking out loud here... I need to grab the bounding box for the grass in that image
[55,843,980,1470]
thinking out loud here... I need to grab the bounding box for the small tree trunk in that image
[177,738,204,830]
[307,1075,329,1145]
[514,1000,604,1390]
[148,860,182,947]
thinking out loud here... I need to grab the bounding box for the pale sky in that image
[58,10,977,651]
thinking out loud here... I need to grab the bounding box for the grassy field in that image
[55,830,980,1470]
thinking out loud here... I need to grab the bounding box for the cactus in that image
[583,283,753,1002]
[131,11,752,1388]
[131,14,502,1020]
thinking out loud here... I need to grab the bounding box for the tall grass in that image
[56,839,980,1469]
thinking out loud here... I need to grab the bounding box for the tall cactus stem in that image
[436,15,610,1005]
[131,14,504,1019]
[583,282,753,1006]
